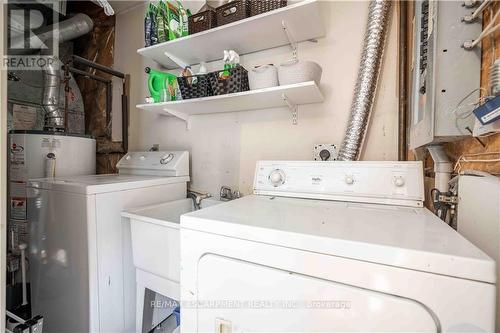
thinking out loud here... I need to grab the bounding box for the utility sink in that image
[122,198,221,284]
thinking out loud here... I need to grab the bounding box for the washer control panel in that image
[254,161,424,207]
[117,151,189,176]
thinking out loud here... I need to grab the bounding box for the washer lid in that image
[28,174,190,194]
[181,195,495,283]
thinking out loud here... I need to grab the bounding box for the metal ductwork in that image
[43,59,63,129]
[338,0,392,161]
[39,14,93,130]
[10,13,93,53]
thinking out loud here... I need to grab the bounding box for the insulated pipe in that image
[43,58,64,130]
[38,14,94,130]
[338,0,392,161]
[10,14,94,52]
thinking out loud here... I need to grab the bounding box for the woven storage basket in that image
[177,74,213,99]
[215,1,249,26]
[208,67,250,95]
[278,59,322,86]
[188,9,217,35]
[248,65,279,90]
[250,0,287,16]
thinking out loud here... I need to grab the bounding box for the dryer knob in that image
[269,169,285,187]
[160,153,174,164]
[394,176,405,187]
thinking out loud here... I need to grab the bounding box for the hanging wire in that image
[469,9,500,48]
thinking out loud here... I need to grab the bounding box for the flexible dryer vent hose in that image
[338,0,392,161]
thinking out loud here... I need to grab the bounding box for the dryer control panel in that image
[253,161,424,207]
[117,151,189,176]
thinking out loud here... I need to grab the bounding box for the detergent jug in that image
[145,67,179,102]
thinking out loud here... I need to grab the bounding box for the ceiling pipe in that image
[10,13,93,53]
[338,0,392,161]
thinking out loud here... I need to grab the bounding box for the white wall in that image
[114,1,399,197]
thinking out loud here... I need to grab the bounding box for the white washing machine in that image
[27,151,190,333]
[180,161,496,333]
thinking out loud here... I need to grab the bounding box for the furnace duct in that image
[36,14,93,130]
[338,0,392,161]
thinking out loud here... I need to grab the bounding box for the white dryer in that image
[180,161,496,333]
[27,151,190,333]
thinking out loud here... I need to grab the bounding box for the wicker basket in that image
[215,1,249,26]
[248,65,279,90]
[278,59,322,86]
[177,74,213,99]
[188,9,217,35]
[208,66,250,95]
[250,0,287,16]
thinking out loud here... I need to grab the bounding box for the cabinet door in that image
[196,254,438,332]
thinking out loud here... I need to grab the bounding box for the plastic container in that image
[215,1,249,26]
[250,0,287,16]
[208,66,250,95]
[177,74,213,99]
[188,8,217,35]
[248,65,279,90]
[277,59,322,86]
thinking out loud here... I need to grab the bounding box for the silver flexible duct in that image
[43,59,63,129]
[338,0,392,161]
[10,14,94,52]
[39,14,93,130]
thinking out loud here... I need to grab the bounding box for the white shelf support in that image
[164,50,189,69]
[165,109,192,130]
[282,20,298,60]
[282,93,298,125]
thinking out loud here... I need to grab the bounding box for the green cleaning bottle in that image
[145,67,178,102]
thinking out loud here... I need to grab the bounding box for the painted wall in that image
[114,1,399,197]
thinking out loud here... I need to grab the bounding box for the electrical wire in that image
[454,151,500,172]
[470,9,500,48]
[470,0,493,21]
[448,87,489,134]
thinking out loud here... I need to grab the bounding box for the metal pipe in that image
[10,14,93,53]
[72,55,125,78]
[41,14,94,131]
[338,0,392,161]
[398,0,408,161]
[66,66,112,83]
[43,57,64,130]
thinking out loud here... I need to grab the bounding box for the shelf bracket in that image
[164,51,189,69]
[282,93,298,125]
[165,109,192,130]
[281,20,298,60]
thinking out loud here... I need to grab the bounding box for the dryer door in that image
[196,254,438,332]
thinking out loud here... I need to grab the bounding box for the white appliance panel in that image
[28,177,188,332]
[197,255,437,332]
[117,151,189,177]
[457,174,500,332]
[180,161,496,332]
[181,229,495,333]
[182,195,494,283]
[254,161,424,207]
[28,189,92,332]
